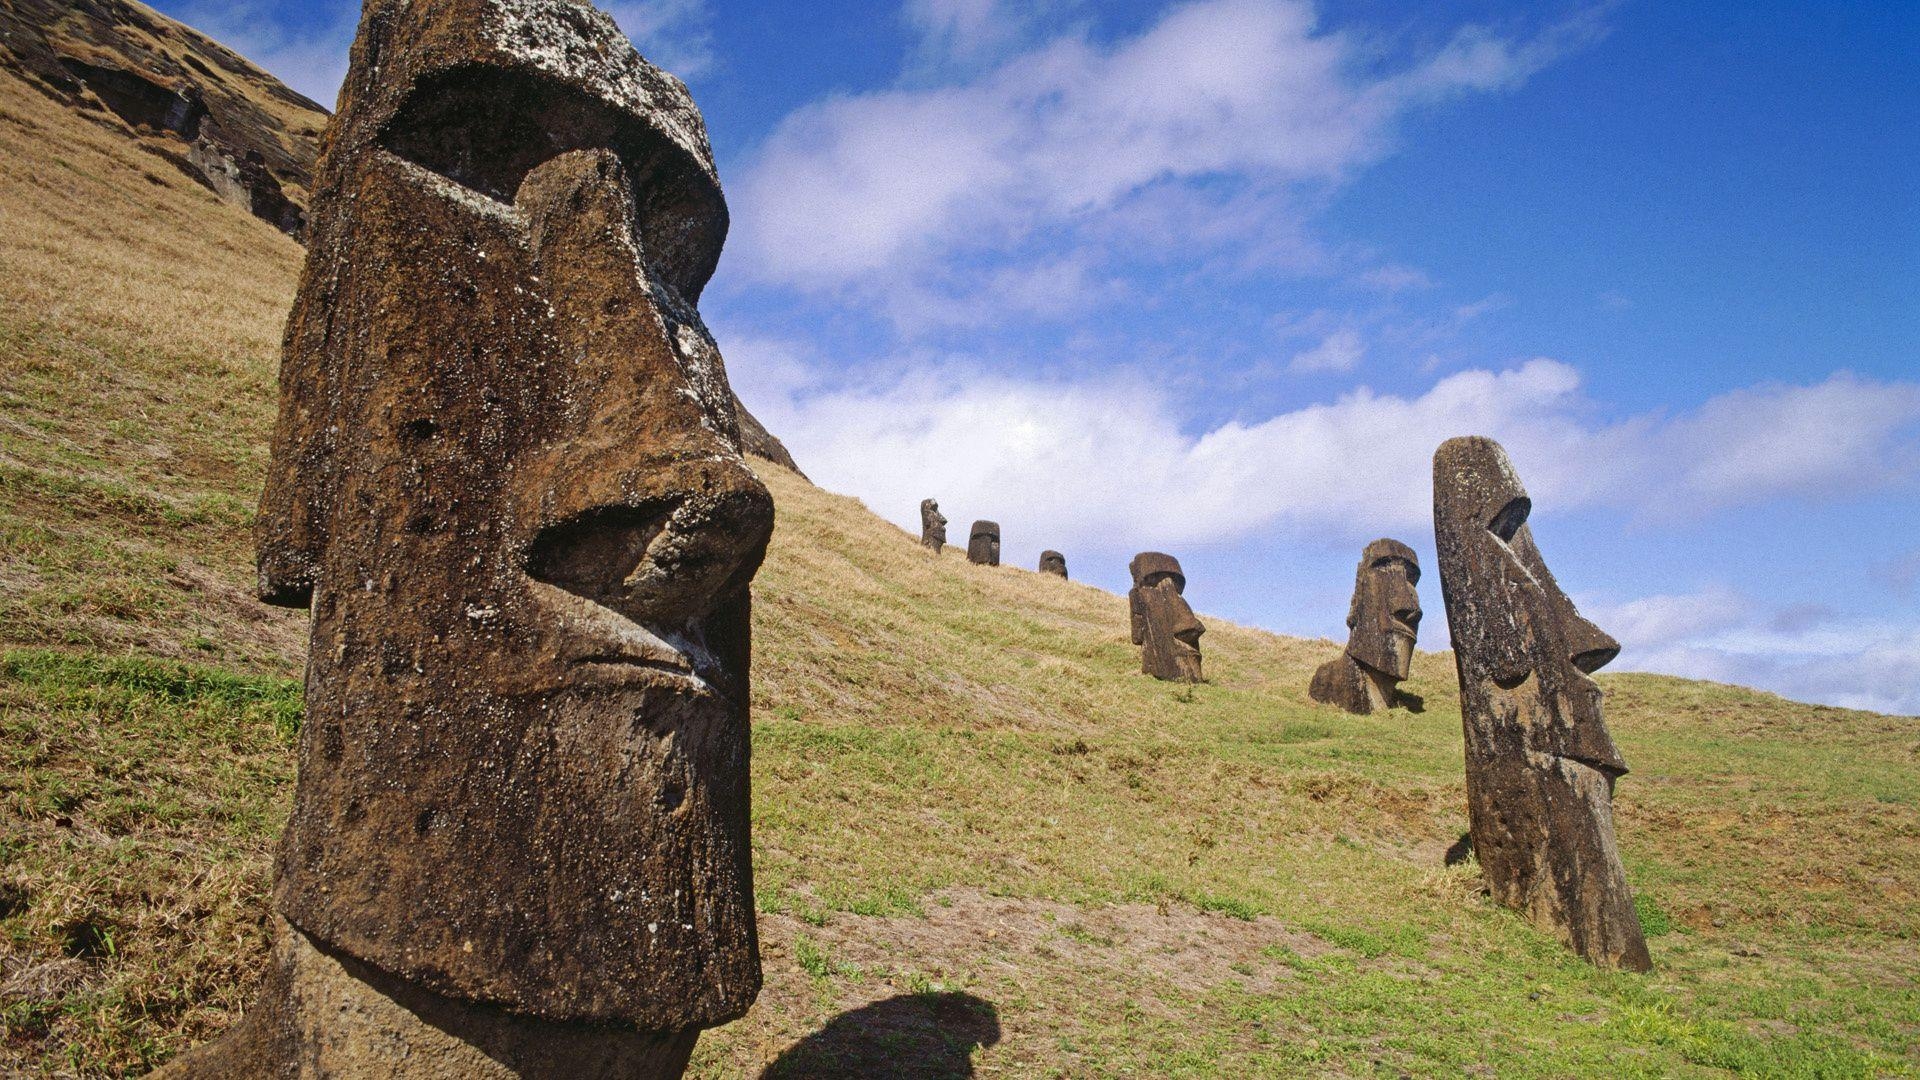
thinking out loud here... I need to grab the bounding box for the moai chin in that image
[920,498,948,552]
[1038,550,1068,578]
[1129,552,1203,682]
[968,520,1000,565]
[165,1,774,1074]
[1309,539,1421,714]
[1432,436,1651,972]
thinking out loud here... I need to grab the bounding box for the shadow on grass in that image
[761,992,1000,1079]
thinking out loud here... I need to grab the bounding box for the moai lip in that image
[1310,539,1421,714]
[1128,552,1203,682]
[1038,550,1068,578]
[1432,436,1651,972]
[165,1,772,1073]
[968,520,1001,565]
[921,498,948,552]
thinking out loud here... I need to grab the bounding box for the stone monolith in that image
[968,520,1000,565]
[1432,436,1651,972]
[1038,550,1068,578]
[921,499,947,552]
[1129,552,1203,682]
[1310,539,1421,714]
[163,1,774,1074]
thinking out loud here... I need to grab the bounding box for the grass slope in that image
[3,64,1918,1079]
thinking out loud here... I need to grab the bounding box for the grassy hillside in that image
[3,61,1919,1079]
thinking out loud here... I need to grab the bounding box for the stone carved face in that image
[968,520,1000,565]
[1432,436,1648,970]
[1038,551,1067,578]
[1128,552,1203,682]
[253,0,771,1028]
[1346,539,1421,680]
[921,499,947,548]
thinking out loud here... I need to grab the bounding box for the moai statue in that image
[968,520,1000,565]
[1309,539,1421,714]
[1128,552,1203,682]
[920,498,948,552]
[1432,436,1651,972]
[1038,550,1068,578]
[163,2,774,1075]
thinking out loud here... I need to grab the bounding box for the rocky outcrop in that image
[1,0,330,237]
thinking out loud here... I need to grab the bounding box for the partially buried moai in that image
[1309,539,1421,714]
[1432,436,1650,972]
[968,520,1000,565]
[163,2,773,1075]
[1129,552,1203,682]
[1038,550,1068,578]
[921,498,947,552]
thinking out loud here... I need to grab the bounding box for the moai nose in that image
[1566,615,1621,675]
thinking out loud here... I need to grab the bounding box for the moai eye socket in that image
[375,65,726,301]
[1488,496,1530,543]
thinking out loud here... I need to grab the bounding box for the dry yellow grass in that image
[2,58,1918,1079]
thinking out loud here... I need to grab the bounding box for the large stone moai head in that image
[1432,437,1649,971]
[921,498,947,552]
[1310,539,1421,714]
[1038,550,1068,578]
[968,520,1000,565]
[1128,552,1203,682]
[193,1,774,1071]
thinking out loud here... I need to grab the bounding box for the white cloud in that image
[1289,327,1366,372]
[1616,618,1920,716]
[1583,586,1751,650]
[732,0,1593,306]
[728,349,1920,555]
[604,0,716,79]
[169,0,358,106]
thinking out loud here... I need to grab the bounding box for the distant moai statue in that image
[163,1,773,1074]
[920,498,947,552]
[1129,552,1203,682]
[968,520,1000,565]
[1038,550,1068,578]
[1310,539,1421,714]
[1433,436,1651,972]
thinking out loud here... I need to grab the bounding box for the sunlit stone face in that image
[1346,539,1421,681]
[252,0,771,1028]
[921,498,947,551]
[968,519,1001,565]
[1433,436,1649,972]
[1128,552,1203,682]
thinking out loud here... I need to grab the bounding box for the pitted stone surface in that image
[180,2,771,1073]
[967,520,1000,566]
[921,499,948,552]
[1433,436,1650,972]
[1128,552,1202,682]
[1310,539,1421,715]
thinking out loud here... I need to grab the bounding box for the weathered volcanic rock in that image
[1309,539,1421,714]
[1432,436,1650,972]
[1128,552,1202,682]
[0,0,327,236]
[921,499,948,552]
[163,0,774,1073]
[967,520,1000,565]
[1038,550,1067,578]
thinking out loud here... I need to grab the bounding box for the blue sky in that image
[153,0,1920,713]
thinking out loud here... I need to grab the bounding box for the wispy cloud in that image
[167,0,359,106]
[1289,327,1366,373]
[604,0,717,79]
[729,349,1920,553]
[731,0,1601,326]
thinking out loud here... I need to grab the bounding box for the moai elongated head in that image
[1310,539,1421,714]
[921,498,947,552]
[968,520,1000,565]
[1128,552,1203,682]
[1038,550,1068,578]
[1432,436,1649,972]
[175,1,773,1073]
